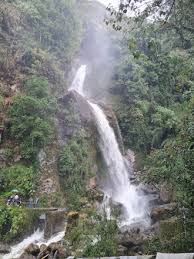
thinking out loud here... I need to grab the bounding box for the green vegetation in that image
[0,205,38,241]
[66,213,118,257]
[8,76,55,161]
[0,0,82,242]
[111,10,194,206]
[0,164,35,198]
[58,134,93,210]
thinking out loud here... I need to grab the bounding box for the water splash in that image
[3,229,66,259]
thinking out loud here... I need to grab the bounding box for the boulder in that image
[160,182,174,203]
[44,211,65,239]
[39,244,47,253]
[0,243,11,254]
[48,242,70,258]
[118,226,147,248]
[25,243,40,255]
[67,211,79,221]
[19,253,36,259]
[117,244,128,255]
[151,203,177,223]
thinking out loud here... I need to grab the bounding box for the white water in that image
[69,65,147,224]
[89,101,147,223]
[69,65,87,96]
[3,229,65,259]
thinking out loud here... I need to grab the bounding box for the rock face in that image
[150,203,177,223]
[0,243,11,254]
[20,242,69,259]
[159,182,174,203]
[25,243,40,255]
[44,211,66,239]
[100,103,125,154]
[57,91,97,146]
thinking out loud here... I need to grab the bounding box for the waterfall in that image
[69,65,147,224]
[69,65,87,96]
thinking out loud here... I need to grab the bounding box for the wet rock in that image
[87,188,104,202]
[48,242,70,258]
[101,104,124,154]
[19,252,36,259]
[117,244,128,255]
[44,211,65,239]
[0,243,11,254]
[151,203,177,223]
[160,182,174,203]
[25,243,40,255]
[118,226,147,248]
[39,244,47,253]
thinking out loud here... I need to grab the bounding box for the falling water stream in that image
[69,65,147,224]
[3,229,66,259]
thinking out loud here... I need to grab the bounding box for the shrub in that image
[0,164,36,198]
[23,76,49,98]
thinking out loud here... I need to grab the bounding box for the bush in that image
[58,134,93,210]
[8,94,54,160]
[23,76,49,98]
[0,205,38,241]
[0,164,36,198]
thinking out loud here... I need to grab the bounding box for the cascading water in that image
[69,65,87,96]
[69,65,147,224]
[89,101,147,223]
[3,229,66,259]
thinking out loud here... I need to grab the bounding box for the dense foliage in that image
[0,205,37,241]
[66,213,118,257]
[58,134,93,210]
[0,0,82,242]
[8,76,55,161]
[111,0,194,207]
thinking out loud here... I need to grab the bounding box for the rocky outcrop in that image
[150,203,177,223]
[100,103,125,154]
[20,242,69,259]
[57,91,97,146]
[159,182,174,203]
[0,243,11,254]
[44,211,66,239]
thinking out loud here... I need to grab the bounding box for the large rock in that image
[118,225,148,249]
[0,243,11,254]
[57,91,97,145]
[25,243,40,255]
[19,253,36,259]
[48,242,70,258]
[151,203,177,223]
[159,182,174,203]
[44,211,65,239]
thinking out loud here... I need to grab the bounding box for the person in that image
[6,195,14,205]
[13,194,21,206]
